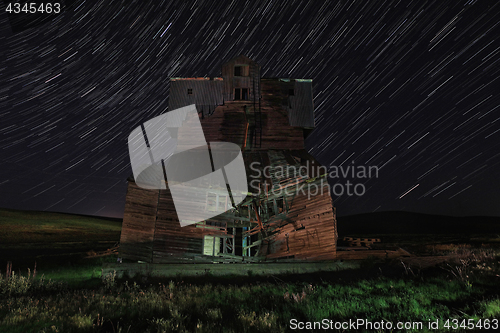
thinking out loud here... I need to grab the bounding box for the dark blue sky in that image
[0,0,499,218]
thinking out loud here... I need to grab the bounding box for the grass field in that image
[1,254,500,332]
[1,209,500,332]
[0,209,121,244]
[0,208,121,272]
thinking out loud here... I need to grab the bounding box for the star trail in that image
[0,0,499,218]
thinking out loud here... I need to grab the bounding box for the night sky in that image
[0,0,499,219]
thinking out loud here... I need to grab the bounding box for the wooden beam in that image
[253,202,264,230]
[232,227,236,255]
[243,240,262,250]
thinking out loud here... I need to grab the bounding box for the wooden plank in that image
[119,182,159,262]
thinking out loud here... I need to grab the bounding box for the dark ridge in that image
[0,207,122,223]
[337,211,500,235]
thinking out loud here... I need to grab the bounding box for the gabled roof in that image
[223,54,256,65]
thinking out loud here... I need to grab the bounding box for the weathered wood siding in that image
[120,179,229,263]
[259,104,304,149]
[260,78,315,129]
[119,182,159,262]
[289,80,314,128]
[152,184,228,263]
[265,181,337,260]
[200,101,249,147]
[200,100,304,150]
[248,149,337,260]
[168,78,223,117]
[221,55,260,101]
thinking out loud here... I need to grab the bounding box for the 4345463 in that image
[5,2,61,14]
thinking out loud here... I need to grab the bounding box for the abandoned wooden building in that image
[120,55,338,263]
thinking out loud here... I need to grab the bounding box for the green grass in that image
[1,252,500,332]
[2,256,115,290]
[1,209,500,332]
[1,270,500,332]
[483,299,500,317]
[34,256,116,288]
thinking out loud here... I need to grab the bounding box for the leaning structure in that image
[120,55,338,263]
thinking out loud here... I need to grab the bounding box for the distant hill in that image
[337,211,500,236]
[0,208,122,244]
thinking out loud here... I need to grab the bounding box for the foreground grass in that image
[1,209,499,332]
[32,256,115,289]
[0,209,121,282]
[1,256,500,332]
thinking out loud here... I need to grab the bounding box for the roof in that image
[170,77,223,81]
[167,56,315,128]
[223,54,257,65]
[168,79,223,115]
[260,78,315,128]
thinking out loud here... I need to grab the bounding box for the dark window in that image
[234,65,249,76]
[289,89,294,96]
[234,66,241,76]
[235,88,249,100]
[187,88,193,95]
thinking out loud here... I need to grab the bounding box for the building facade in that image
[120,55,337,263]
